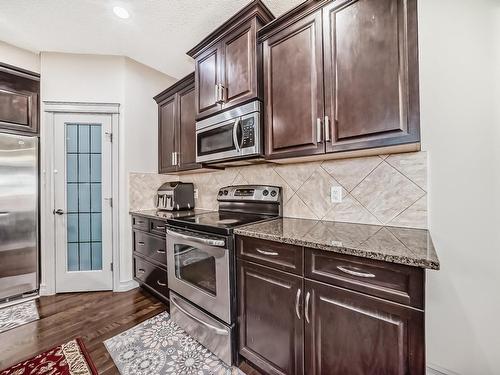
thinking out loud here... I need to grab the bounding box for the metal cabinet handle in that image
[156,249,166,254]
[256,248,278,256]
[155,226,165,230]
[221,85,226,103]
[215,84,219,103]
[305,291,311,324]
[324,116,331,141]
[137,241,145,246]
[171,295,228,335]
[295,288,302,320]
[137,268,145,274]
[0,211,9,216]
[337,265,375,278]
[316,118,323,143]
[157,280,167,287]
[136,220,144,224]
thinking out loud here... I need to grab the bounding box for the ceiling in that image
[0,0,303,79]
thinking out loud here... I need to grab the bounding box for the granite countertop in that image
[234,218,440,270]
[129,208,213,221]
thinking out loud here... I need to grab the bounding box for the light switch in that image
[331,186,343,203]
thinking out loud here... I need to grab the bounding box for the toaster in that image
[156,182,195,211]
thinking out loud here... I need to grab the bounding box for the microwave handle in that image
[233,118,242,152]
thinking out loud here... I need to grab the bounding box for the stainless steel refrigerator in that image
[0,132,38,301]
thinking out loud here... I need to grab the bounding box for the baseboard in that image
[114,279,139,292]
[427,364,460,375]
[39,283,55,296]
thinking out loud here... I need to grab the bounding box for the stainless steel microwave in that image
[196,101,261,163]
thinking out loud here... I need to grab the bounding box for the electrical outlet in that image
[194,188,199,199]
[330,186,343,203]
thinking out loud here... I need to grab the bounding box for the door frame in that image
[41,102,120,295]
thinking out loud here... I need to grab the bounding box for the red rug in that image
[0,338,98,375]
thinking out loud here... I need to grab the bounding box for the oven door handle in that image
[233,118,242,152]
[167,229,225,247]
[171,295,229,336]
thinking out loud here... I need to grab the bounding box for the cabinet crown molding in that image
[154,72,195,104]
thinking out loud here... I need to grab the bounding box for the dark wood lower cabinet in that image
[238,260,304,375]
[304,279,424,375]
[236,236,426,375]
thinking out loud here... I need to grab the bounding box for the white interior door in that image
[54,113,113,292]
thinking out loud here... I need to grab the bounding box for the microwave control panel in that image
[241,117,255,148]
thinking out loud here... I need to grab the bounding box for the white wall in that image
[40,52,175,291]
[0,40,40,73]
[419,0,500,374]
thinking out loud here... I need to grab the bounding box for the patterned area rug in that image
[105,312,243,375]
[0,300,39,334]
[0,338,98,375]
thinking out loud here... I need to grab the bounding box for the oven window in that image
[174,244,217,295]
[197,122,235,156]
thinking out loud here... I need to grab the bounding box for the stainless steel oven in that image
[166,226,232,324]
[196,100,261,163]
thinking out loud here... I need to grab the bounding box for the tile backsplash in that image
[129,151,427,229]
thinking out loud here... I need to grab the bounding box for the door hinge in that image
[105,197,113,207]
[105,132,113,142]
[110,262,113,271]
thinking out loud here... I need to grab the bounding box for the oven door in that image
[166,227,231,323]
[196,118,242,163]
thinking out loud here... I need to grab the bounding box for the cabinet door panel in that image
[263,10,325,159]
[178,84,201,170]
[222,20,257,108]
[195,44,222,118]
[158,96,176,173]
[238,260,304,375]
[324,0,420,152]
[305,280,424,375]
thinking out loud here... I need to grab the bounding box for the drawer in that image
[133,230,167,265]
[305,248,424,309]
[132,216,149,231]
[134,256,168,298]
[150,219,167,237]
[236,235,303,275]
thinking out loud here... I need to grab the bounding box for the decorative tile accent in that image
[0,300,39,334]
[351,162,426,224]
[128,151,428,229]
[322,156,383,192]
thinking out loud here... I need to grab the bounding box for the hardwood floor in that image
[0,288,166,374]
[0,287,263,374]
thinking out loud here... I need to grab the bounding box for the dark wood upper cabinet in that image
[262,10,325,159]
[304,279,424,375]
[258,0,420,160]
[187,0,274,120]
[323,0,420,152]
[238,260,304,375]
[0,63,40,135]
[195,44,222,118]
[154,73,202,174]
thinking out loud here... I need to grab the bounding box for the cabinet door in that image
[0,69,39,134]
[323,0,420,153]
[220,19,258,109]
[177,84,201,171]
[158,95,177,173]
[304,280,424,375]
[195,43,222,119]
[238,260,304,375]
[263,10,325,159]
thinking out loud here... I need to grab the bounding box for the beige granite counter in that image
[234,218,439,270]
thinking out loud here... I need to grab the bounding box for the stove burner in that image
[217,219,240,225]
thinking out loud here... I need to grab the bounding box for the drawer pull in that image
[156,249,166,254]
[305,291,311,324]
[157,280,167,287]
[155,226,165,230]
[256,248,279,256]
[295,288,301,320]
[137,268,145,274]
[337,265,375,278]
[137,241,145,246]
[136,220,144,224]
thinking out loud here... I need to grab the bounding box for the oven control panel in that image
[217,185,281,203]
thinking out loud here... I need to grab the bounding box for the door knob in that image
[53,209,65,215]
